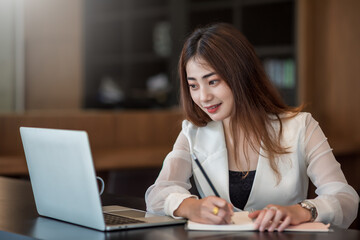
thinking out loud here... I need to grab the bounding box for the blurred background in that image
[0,0,359,228]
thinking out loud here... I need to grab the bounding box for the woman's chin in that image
[207,114,224,122]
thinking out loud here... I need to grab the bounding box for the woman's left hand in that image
[248,204,312,232]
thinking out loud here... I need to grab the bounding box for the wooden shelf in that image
[89,53,167,65]
[255,45,294,58]
[90,7,170,23]
[0,110,183,176]
[190,1,233,11]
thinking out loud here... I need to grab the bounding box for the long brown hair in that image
[179,23,302,180]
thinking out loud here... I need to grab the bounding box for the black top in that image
[229,170,256,210]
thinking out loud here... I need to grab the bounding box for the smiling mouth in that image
[204,103,221,113]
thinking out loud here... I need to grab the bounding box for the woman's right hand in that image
[173,196,234,224]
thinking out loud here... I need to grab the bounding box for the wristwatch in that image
[298,200,318,222]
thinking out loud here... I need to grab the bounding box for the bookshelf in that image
[83,0,297,109]
[187,0,297,106]
[84,0,177,109]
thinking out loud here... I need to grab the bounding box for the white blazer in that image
[184,117,309,210]
[145,112,359,228]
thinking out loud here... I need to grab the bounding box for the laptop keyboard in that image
[104,213,145,225]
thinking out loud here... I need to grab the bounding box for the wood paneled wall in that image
[24,0,83,110]
[298,0,360,154]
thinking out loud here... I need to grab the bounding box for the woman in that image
[145,23,359,231]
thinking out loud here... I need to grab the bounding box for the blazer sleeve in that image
[145,129,198,218]
[304,114,359,228]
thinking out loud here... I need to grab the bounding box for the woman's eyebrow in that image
[202,72,216,79]
[187,72,216,81]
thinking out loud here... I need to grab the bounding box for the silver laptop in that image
[20,126,186,231]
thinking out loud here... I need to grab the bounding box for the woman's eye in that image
[209,80,219,85]
[188,84,198,90]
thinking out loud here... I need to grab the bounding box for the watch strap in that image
[298,200,318,222]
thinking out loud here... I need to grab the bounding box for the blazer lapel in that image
[191,121,231,202]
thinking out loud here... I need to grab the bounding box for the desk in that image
[0,177,359,240]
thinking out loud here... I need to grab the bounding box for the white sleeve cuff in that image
[164,192,198,219]
[308,197,340,225]
[311,181,359,227]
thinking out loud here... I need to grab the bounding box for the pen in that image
[191,153,220,197]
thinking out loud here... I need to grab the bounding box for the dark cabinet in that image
[84,0,297,109]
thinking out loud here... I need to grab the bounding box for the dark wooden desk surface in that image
[0,176,359,240]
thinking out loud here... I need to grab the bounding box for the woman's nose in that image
[200,87,212,102]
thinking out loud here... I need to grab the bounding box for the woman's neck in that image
[222,118,232,138]
[222,118,259,171]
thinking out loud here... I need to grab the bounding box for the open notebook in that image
[186,211,330,232]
